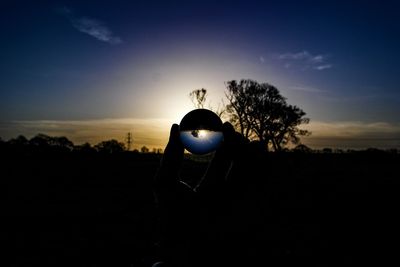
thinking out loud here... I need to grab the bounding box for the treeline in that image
[291,144,398,154]
[0,133,398,156]
[0,134,163,155]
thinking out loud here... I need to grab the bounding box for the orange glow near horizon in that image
[1,119,399,150]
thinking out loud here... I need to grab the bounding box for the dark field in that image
[2,151,400,266]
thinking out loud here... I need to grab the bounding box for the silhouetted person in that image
[153,122,267,267]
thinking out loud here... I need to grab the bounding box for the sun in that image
[198,130,208,138]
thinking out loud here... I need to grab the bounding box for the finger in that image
[155,124,184,186]
[168,123,181,143]
[163,124,184,169]
[222,121,235,140]
[221,122,249,159]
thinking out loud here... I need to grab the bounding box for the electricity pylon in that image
[126,132,133,151]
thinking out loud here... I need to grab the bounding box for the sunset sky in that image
[1,0,399,149]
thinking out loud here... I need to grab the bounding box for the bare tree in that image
[189,88,207,109]
[208,99,226,119]
[189,88,226,119]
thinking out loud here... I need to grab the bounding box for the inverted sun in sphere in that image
[179,109,224,155]
[197,130,207,138]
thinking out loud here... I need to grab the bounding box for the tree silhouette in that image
[293,144,313,153]
[29,134,53,147]
[189,88,207,109]
[74,142,95,153]
[8,135,29,147]
[140,146,149,153]
[52,136,74,151]
[268,104,310,151]
[94,139,125,153]
[29,134,74,152]
[225,79,310,151]
[152,148,163,154]
[189,88,225,117]
[225,80,258,139]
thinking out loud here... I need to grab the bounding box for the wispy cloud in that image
[279,51,312,60]
[314,64,332,70]
[259,56,265,63]
[278,50,332,71]
[60,7,122,45]
[310,55,325,63]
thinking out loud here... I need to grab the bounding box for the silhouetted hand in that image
[155,122,249,192]
[154,123,184,189]
[152,122,254,267]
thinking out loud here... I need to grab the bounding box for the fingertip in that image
[222,122,235,136]
[222,121,234,129]
[171,123,179,132]
[169,123,180,141]
[222,122,249,146]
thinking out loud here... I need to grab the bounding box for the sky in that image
[1,0,400,149]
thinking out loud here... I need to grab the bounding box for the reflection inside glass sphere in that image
[180,130,223,155]
[179,109,223,155]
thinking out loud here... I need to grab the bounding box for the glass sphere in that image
[179,109,224,155]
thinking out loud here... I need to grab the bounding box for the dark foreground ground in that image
[1,150,400,266]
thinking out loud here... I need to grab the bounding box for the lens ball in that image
[179,109,224,155]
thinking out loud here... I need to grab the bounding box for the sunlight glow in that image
[198,130,208,138]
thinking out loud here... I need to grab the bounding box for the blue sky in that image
[1,0,399,149]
